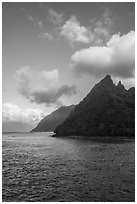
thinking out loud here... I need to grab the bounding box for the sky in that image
[2,2,135,132]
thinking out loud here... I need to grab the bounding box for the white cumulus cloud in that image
[60,15,92,45]
[60,8,114,46]
[70,31,135,79]
[2,103,44,124]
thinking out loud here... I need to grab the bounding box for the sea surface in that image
[2,132,135,202]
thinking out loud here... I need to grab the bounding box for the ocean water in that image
[2,132,135,202]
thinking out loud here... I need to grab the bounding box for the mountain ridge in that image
[54,75,135,137]
[30,105,75,132]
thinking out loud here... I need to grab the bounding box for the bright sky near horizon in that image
[2,2,135,132]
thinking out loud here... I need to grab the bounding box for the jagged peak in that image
[105,74,111,79]
[117,81,123,87]
[99,75,114,86]
[117,81,126,91]
[118,80,122,85]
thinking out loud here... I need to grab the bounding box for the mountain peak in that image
[98,75,114,87]
[117,81,126,92]
[55,75,135,137]
[118,80,122,85]
[105,74,111,79]
[102,74,112,81]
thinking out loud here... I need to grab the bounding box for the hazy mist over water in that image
[2,132,134,202]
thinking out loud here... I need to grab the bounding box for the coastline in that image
[52,134,135,143]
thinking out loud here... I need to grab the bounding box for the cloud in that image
[15,66,59,90]
[38,21,43,28]
[39,69,59,85]
[15,66,32,98]
[15,67,77,106]
[20,8,38,26]
[70,31,135,78]
[60,8,114,46]
[2,103,44,124]
[28,15,36,23]
[30,85,77,105]
[21,7,114,45]
[38,32,53,41]
[21,7,52,41]
[48,8,64,26]
[60,15,92,45]
[92,7,114,45]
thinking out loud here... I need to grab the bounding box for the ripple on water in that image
[2,132,135,202]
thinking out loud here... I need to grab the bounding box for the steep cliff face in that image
[55,75,135,137]
[31,105,75,132]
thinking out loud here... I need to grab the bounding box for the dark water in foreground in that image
[2,133,135,202]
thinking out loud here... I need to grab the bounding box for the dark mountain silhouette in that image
[55,75,135,137]
[30,105,75,132]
